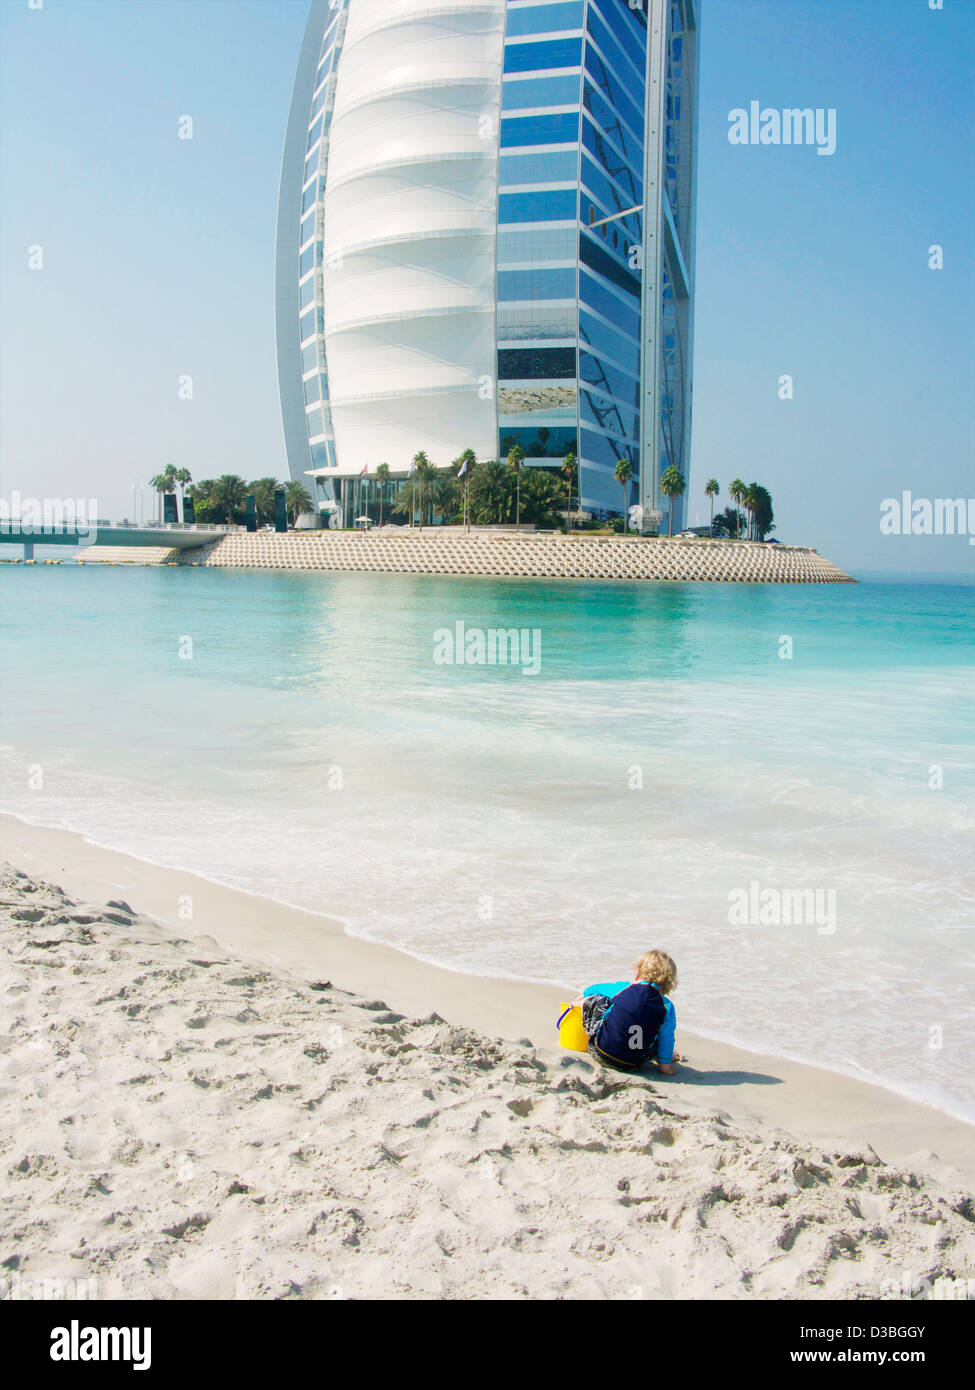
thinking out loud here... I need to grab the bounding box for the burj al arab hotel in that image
[275,0,698,528]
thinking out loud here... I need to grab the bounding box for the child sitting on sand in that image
[573,949,679,1074]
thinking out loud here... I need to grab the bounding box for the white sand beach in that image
[2,815,973,1300]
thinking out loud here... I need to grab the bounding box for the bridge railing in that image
[105,521,244,532]
[1,520,243,535]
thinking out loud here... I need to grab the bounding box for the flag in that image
[407,461,416,477]
[458,459,468,478]
[360,462,368,476]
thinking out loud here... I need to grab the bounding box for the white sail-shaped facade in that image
[322,1,506,470]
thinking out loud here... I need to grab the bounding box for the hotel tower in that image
[275,0,698,527]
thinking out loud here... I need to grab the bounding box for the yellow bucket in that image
[557,1002,589,1052]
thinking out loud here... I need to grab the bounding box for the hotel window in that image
[578,273,640,338]
[498,268,576,302]
[579,349,640,406]
[583,63,644,154]
[498,347,577,380]
[503,37,583,74]
[498,225,578,261]
[498,189,577,223]
[581,154,641,226]
[304,143,322,184]
[581,390,638,443]
[586,6,646,102]
[498,425,578,458]
[310,85,327,121]
[500,74,580,110]
[582,107,642,178]
[580,426,637,472]
[504,2,585,37]
[498,302,577,341]
[580,235,641,299]
[580,311,640,376]
[501,112,580,148]
[499,150,579,186]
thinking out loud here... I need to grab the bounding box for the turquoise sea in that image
[1,563,973,1118]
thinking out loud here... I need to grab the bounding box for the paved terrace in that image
[71,531,854,583]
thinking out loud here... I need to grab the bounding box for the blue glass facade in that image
[295,3,348,487]
[497,0,585,468]
[657,0,697,515]
[497,0,697,522]
[577,0,647,507]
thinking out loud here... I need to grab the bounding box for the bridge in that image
[0,521,236,561]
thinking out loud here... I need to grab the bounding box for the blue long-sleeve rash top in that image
[583,980,676,1064]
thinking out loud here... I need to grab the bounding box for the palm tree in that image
[389,482,413,524]
[212,474,247,525]
[561,451,577,533]
[284,481,313,528]
[519,468,563,528]
[457,448,477,531]
[248,477,280,527]
[470,460,511,525]
[705,478,720,538]
[431,472,460,525]
[507,443,526,531]
[412,451,433,529]
[749,484,774,541]
[614,458,633,534]
[149,466,177,522]
[186,478,217,524]
[742,485,758,541]
[729,479,745,540]
[660,464,686,537]
[375,463,391,525]
[174,467,192,519]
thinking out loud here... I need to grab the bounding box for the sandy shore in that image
[2,815,973,1299]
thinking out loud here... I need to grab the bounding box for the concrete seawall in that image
[76,546,183,565]
[74,531,855,583]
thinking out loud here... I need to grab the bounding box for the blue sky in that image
[1,0,972,573]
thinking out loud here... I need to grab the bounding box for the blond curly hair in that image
[633,949,678,995]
